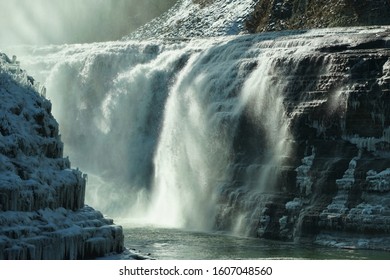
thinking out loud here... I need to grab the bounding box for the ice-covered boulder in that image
[0,53,123,259]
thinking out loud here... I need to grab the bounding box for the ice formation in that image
[0,53,123,259]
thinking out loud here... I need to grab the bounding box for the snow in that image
[127,0,390,41]
[128,0,259,39]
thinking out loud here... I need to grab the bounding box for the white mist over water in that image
[145,36,296,230]
[146,48,235,229]
[0,0,175,45]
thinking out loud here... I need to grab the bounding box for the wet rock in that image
[215,29,390,250]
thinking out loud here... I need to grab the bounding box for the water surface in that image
[122,225,390,260]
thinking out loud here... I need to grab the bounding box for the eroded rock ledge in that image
[0,53,124,259]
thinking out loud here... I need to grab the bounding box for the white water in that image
[5,28,386,233]
[238,51,291,192]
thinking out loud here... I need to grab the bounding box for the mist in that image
[0,0,177,45]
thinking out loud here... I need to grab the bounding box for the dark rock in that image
[214,30,390,249]
[246,0,390,33]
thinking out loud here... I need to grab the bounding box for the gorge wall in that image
[3,0,390,262]
[214,29,390,250]
[0,53,124,259]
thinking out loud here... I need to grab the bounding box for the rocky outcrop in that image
[246,0,390,33]
[214,29,390,250]
[129,0,390,39]
[128,0,258,39]
[0,53,124,259]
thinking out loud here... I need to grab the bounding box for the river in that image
[121,224,390,260]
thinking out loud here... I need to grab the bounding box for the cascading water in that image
[7,27,389,238]
[238,52,291,193]
[146,35,304,231]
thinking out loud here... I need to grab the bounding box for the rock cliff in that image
[214,28,390,250]
[0,53,124,259]
[246,0,390,33]
[129,0,390,39]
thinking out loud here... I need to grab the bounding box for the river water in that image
[121,224,390,260]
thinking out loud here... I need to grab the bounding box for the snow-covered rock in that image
[0,53,123,259]
[128,0,259,39]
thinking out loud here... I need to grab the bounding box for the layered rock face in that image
[215,29,390,250]
[0,53,123,259]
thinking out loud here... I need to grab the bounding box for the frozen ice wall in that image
[0,52,124,259]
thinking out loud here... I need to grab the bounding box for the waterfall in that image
[7,29,370,233]
[238,52,291,193]
[145,39,251,229]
